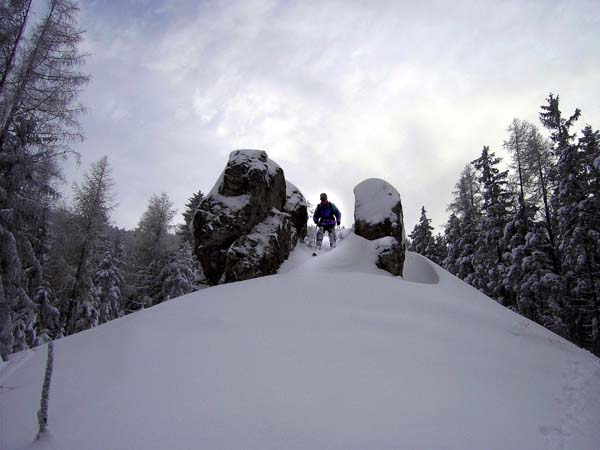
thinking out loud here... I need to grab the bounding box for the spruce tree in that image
[442,214,461,276]
[430,233,447,266]
[177,190,204,245]
[157,242,200,302]
[93,238,125,324]
[34,283,60,344]
[471,146,514,304]
[447,165,482,284]
[540,94,599,350]
[409,206,435,259]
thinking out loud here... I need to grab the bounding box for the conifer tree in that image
[524,124,559,271]
[34,283,60,343]
[127,192,177,310]
[540,94,599,350]
[64,156,115,334]
[409,206,435,259]
[93,238,125,324]
[177,190,204,245]
[447,165,481,284]
[0,0,87,358]
[442,213,461,275]
[157,242,200,302]
[504,119,534,233]
[519,223,567,336]
[471,146,514,304]
[430,233,447,266]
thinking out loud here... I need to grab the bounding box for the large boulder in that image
[224,209,296,283]
[284,181,308,242]
[193,149,304,284]
[353,178,406,276]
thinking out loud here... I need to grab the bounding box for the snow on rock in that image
[353,178,406,276]
[354,178,402,226]
[594,155,600,170]
[220,150,283,193]
[284,180,308,241]
[193,150,304,285]
[374,235,406,277]
[225,209,297,283]
[4,233,600,450]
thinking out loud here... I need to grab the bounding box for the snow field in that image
[1,233,600,450]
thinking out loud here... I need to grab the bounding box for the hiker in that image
[313,193,341,249]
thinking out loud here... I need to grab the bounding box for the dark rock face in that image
[218,150,287,210]
[354,203,404,241]
[375,238,406,277]
[193,150,305,285]
[284,181,308,242]
[224,209,296,283]
[353,178,406,276]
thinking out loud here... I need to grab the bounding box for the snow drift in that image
[2,233,600,450]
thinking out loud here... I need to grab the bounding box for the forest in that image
[409,101,600,356]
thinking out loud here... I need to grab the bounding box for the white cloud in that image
[70,0,600,233]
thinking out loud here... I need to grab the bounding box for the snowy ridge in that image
[2,233,600,450]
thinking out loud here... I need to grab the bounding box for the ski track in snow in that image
[541,353,600,450]
[0,349,35,386]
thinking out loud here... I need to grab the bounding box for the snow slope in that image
[2,234,600,450]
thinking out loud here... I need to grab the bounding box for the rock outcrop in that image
[353,178,406,276]
[224,209,296,283]
[193,150,306,284]
[284,181,308,242]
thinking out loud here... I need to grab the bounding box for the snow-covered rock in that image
[193,150,304,284]
[225,209,296,283]
[283,181,308,241]
[353,178,406,276]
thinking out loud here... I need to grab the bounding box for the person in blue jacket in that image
[313,192,341,249]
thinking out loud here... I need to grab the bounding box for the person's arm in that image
[334,205,341,225]
[313,205,320,224]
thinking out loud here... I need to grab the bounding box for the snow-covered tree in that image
[64,156,115,334]
[0,0,87,358]
[523,124,559,271]
[446,165,481,284]
[157,242,200,302]
[409,206,435,259]
[92,238,125,324]
[442,214,461,275]
[34,283,60,344]
[127,192,177,310]
[540,94,598,350]
[519,224,567,336]
[430,233,447,266]
[471,146,514,304]
[177,189,204,245]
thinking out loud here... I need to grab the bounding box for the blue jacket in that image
[313,201,341,226]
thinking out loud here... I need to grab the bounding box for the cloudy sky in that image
[67,0,600,232]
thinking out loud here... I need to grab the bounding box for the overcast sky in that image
[66,0,600,232]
